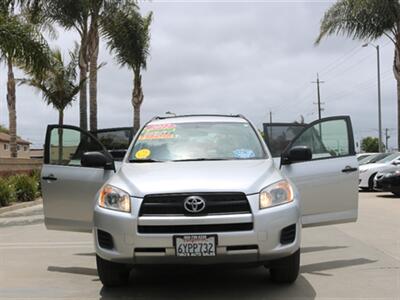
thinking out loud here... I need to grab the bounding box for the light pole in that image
[362,42,383,152]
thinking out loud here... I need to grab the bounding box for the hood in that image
[110,159,281,197]
[376,165,400,175]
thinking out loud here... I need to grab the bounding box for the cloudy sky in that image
[0,0,397,150]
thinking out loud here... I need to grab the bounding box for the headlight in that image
[259,180,294,209]
[98,185,131,213]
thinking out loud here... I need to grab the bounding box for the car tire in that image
[268,249,300,284]
[96,255,130,287]
[368,173,377,191]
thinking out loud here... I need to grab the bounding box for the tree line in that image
[0,0,152,158]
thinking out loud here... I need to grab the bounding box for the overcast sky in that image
[0,0,397,150]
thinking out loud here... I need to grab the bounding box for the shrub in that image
[0,178,14,207]
[30,169,42,196]
[10,174,38,202]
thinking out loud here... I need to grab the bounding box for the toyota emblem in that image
[183,196,206,213]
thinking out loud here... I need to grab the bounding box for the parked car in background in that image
[359,152,400,190]
[356,152,377,162]
[374,167,400,196]
[358,152,392,166]
[41,115,358,287]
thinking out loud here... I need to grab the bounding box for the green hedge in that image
[0,172,41,207]
[0,178,15,207]
[9,174,38,203]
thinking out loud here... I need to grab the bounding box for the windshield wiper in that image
[171,158,231,162]
[129,159,161,163]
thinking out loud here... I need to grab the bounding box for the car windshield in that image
[376,152,400,163]
[359,153,391,165]
[357,154,371,161]
[129,121,267,162]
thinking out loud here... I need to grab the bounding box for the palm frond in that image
[101,5,152,71]
[19,47,82,112]
[0,14,51,75]
[316,0,399,44]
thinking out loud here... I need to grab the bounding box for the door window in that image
[47,127,104,166]
[263,123,307,157]
[290,119,351,160]
[91,127,132,160]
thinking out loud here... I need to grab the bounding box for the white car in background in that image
[359,152,400,190]
[356,152,377,162]
[358,152,391,166]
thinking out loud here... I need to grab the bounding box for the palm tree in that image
[0,3,49,158]
[315,0,400,148]
[46,0,91,131]
[87,0,137,132]
[44,0,137,132]
[102,7,152,134]
[20,48,83,161]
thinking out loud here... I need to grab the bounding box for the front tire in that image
[268,249,300,284]
[96,255,130,287]
[368,173,377,191]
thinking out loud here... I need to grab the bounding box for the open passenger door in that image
[280,116,359,227]
[42,125,118,232]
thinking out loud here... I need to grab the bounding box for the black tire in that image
[268,249,300,284]
[392,191,400,197]
[368,173,377,191]
[96,255,130,287]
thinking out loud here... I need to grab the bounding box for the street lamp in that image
[362,42,383,152]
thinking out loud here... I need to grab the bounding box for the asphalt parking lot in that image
[0,192,399,299]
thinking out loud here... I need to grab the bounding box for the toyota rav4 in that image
[41,114,358,286]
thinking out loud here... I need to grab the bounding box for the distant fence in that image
[0,158,42,177]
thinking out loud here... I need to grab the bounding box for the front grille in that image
[139,192,251,216]
[138,223,253,234]
[280,224,296,245]
[97,230,114,249]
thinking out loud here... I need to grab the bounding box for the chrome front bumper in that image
[93,194,301,265]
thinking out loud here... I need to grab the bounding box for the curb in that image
[0,198,43,215]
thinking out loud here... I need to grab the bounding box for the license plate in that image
[174,235,216,257]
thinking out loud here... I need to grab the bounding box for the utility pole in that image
[269,110,273,139]
[362,43,383,152]
[312,73,325,120]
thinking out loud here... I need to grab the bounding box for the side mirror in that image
[392,160,400,166]
[281,146,312,165]
[81,151,115,170]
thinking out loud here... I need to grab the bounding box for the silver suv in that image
[41,114,358,287]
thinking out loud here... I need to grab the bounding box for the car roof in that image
[148,114,248,125]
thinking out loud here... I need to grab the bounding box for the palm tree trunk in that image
[79,28,89,131]
[132,68,144,135]
[6,58,17,158]
[89,23,99,132]
[58,110,64,164]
